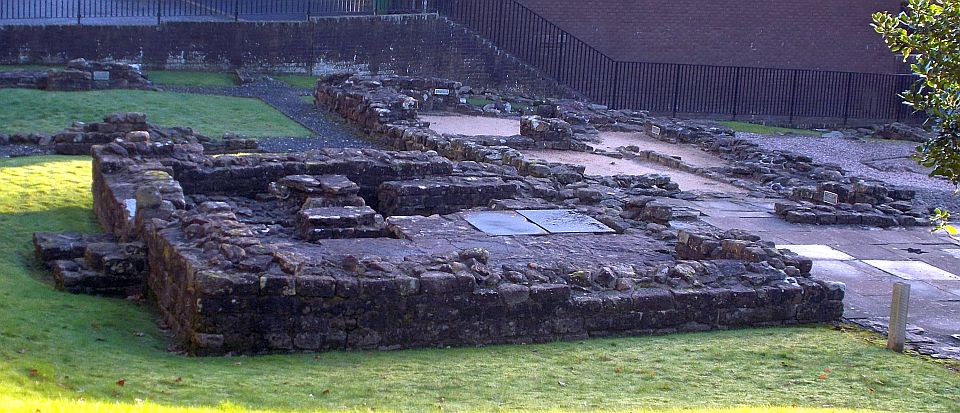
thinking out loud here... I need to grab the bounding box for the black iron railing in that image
[437,0,923,123]
[0,0,923,123]
[0,0,437,23]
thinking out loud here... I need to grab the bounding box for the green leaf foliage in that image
[873,0,960,232]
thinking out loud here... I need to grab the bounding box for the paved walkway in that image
[663,195,960,358]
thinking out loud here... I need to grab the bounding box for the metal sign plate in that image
[433,88,450,96]
[517,209,616,234]
[822,191,839,205]
[650,125,662,136]
[463,211,548,236]
[93,71,110,81]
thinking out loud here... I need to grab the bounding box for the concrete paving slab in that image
[517,209,616,234]
[922,280,960,297]
[863,260,960,281]
[769,228,880,245]
[809,260,899,296]
[944,248,960,259]
[688,199,764,212]
[776,244,855,260]
[903,297,960,338]
[834,243,918,261]
[701,216,802,233]
[841,291,891,319]
[463,211,547,236]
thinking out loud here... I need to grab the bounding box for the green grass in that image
[720,121,822,136]
[275,75,319,90]
[0,156,957,413]
[467,96,495,107]
[0,89,312,137]
[146,71,236,87]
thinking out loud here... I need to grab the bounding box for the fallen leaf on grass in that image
[817,373,829,380]
[116,378,126,387]
[174,376,182,383]
[322,389,330,396]
[28,368,39,377]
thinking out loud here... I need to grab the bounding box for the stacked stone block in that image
[33,232,146,296]
[377,176,519,216]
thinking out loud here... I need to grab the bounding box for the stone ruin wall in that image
[77,141,843,354]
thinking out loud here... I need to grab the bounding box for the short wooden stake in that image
[887,282,910,353]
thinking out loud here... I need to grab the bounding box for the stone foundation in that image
[31,136,846,356]
[0,59,155,92]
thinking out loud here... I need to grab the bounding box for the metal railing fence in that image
[0,0,923,123]
[437,0,923,123]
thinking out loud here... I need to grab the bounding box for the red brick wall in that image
[514,0,904,73]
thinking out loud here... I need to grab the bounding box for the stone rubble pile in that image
[33,232,147,296]
[776,181,924,227]
[641,119,927,227]
[827,122,934,143]
[47,112,258,156]
[0,58,155,92]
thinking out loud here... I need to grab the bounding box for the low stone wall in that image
[33,232,146,296]
[80,140,843,355]
[641,119,928,228]
[0,59,154,91]
[0,16,575,98]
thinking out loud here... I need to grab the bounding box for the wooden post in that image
[887,282,910,352]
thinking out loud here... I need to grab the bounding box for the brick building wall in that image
[515,0,905,73]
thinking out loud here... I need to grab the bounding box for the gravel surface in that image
[0,144,53,158]
[163,80,381,149]
[742,132,959,211]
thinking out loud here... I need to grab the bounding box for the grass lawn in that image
[275,75,319,89]
[0,89,312,137]
[0,156,957,413]
[146,71,236,87]
[719,121,822,137]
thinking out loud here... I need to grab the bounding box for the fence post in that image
[789,70,799,125]
[612,61,621,109]
[77,0,82,25]
[842,72,854,126]
[555,33,565,83]
[732,67,741,120]
[234,0,239,21]
[887,282,910,353]
[306,0,312,20]
[672,65,682,118]
[156,0,161,25]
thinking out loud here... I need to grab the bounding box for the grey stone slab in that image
[689,199,765,213]
[776,244,854,260]
[809,260,900,297]
[833,243,914,261]
[902,297,960,338]
[517,209,615,234]
[462,211,547,236]
[699,216,801,233]
[863,260,960,281]
[922,280,960,297]
[841,291,890,319]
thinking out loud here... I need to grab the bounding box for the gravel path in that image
[742,132,959,211]
[163,80,381,150]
